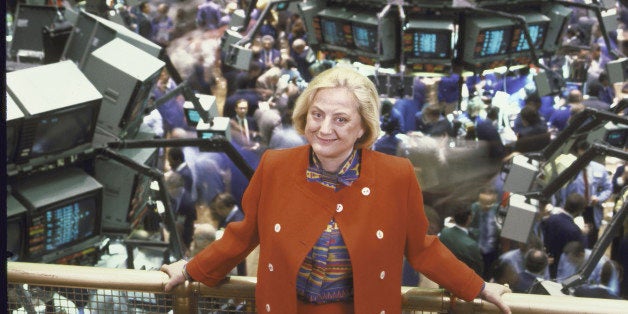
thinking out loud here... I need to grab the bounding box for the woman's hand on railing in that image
[160,259,188,292]
[479,282,512,314]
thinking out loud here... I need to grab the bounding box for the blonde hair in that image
[292,66,380,148]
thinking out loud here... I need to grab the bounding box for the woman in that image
[161,66,511,313]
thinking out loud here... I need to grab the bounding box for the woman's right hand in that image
[160,259,188,292]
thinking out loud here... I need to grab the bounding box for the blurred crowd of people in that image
[53,0,628,301]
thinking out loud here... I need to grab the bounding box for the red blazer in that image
[187,145,484,313]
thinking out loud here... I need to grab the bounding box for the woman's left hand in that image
[479,282,512,314]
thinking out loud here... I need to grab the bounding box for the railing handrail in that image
[7,262,628,313]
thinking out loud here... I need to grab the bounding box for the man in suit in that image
[167,147,197,249]
[258,35,281,71]
[561,140,613,248]
[439,202,484,277]
[573,260,622,299]
[542,193,587,278]
[513,248,549,293]
[230,99,260,150]
[135,2,153,39]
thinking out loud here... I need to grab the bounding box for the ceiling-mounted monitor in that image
[463,16,515,68]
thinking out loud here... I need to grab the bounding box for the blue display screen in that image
[28,196,98,257]
[352,25,378,53]
[514,24,546,52]
[405,29,451,59]
[186,109,200,123]
[321,18,350,47]
[477,28,510,57]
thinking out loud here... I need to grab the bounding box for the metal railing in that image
[7,262,628,313]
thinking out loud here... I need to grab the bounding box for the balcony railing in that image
[7,262,628,313]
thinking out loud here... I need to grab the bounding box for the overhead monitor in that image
[403,19,454,68]
[82,38,164,139]
[12,167,103,263]
[184,94,218,127]
[349,11,398,64]
[510,12,550,56]
[541,4,572,53]
[8,4,65,61]
[463,16,515,66]
[7,61,102,169]
[314,7,354,49]
[62,10,162,68]
[95,142,158,232]
[297,1,327,46]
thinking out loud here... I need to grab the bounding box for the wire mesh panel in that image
[7,283,175,313]
[196,294,256,313]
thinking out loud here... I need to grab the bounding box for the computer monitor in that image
[403,18,453,72]
[6,196,28,261]
[94,139,158,232]
[349,11,398,65]
[510,12,550,58]
[8,4,65,61]
[7,61,102,168]
[62,10,163,69]
[314,7,354,49]
[184,94,218,127]
[463,16,515,66]
[541,4,572,53]
[12,168,103,263]
[82,38,164,139]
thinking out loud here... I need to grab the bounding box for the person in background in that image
[135,1,153,39]
[167,147,197,250]
[439,201,485,277]
[543,193,587,278]
[290,38,315,82]
[258,35,281,71]
[557,240,609,284]
[415,103,454,137]
[498,235,549,280]
[561,140,613,248]
[549,89,581,133]
[196,0,223,31]
[373,100,404,156]
[475,106,505,159]
[230,99,260,150]
[573,260,623,299]
[161,66,511,313]
[151,3,174,47]
[512,249,549,293]
[470,187,502,280]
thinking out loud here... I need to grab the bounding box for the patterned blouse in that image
[297,149,360,303]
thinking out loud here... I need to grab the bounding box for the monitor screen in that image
[512,23,548,52]
[352,24,377,53]
[405,29,452,59]
[29,104,97,159]
[605,128,628,148]
[185,108,202,126]
[476,27,512,57]
[27,194,99,259]
[320,18,352,47]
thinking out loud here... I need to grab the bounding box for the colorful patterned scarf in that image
[305,149,361,190]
